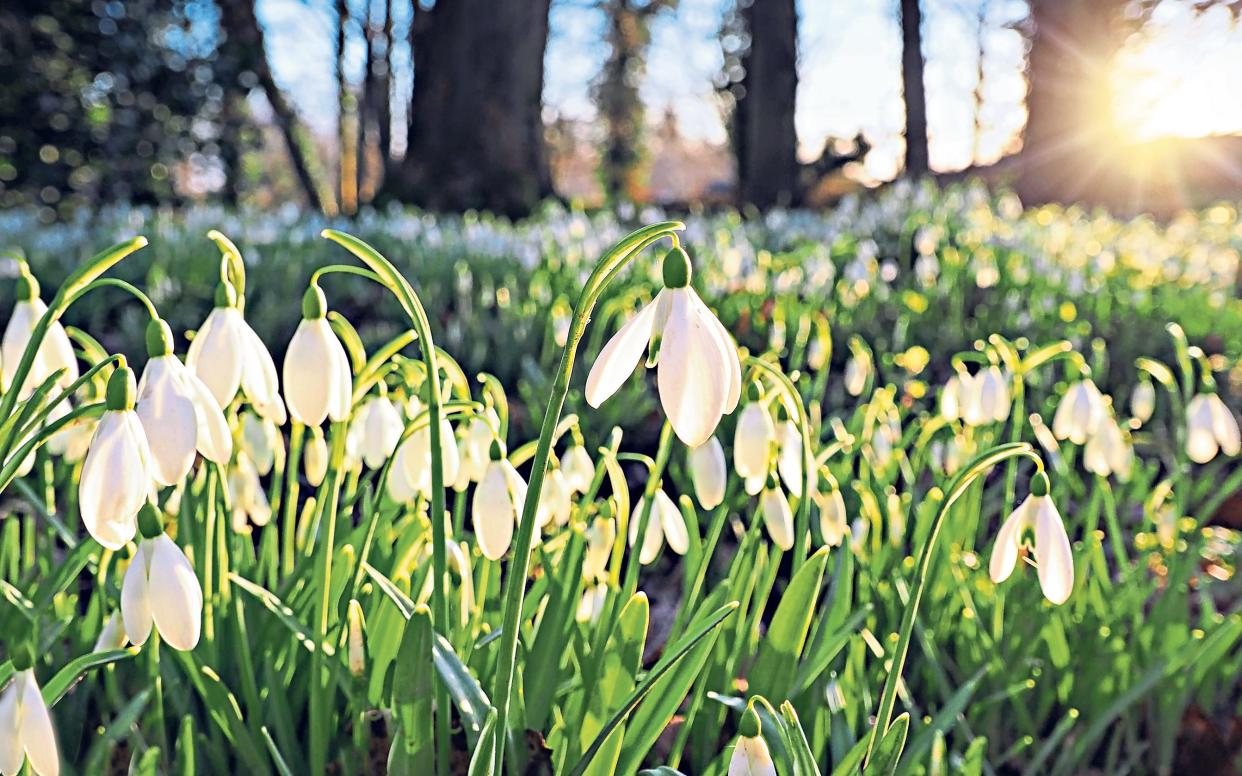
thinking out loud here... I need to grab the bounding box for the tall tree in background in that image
[218,0,328,212]
[593,0,674,203]
[900,0,929,176]
[722,0,800,208]
[381,0,553,217]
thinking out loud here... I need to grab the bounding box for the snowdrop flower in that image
[688,436,726,509]
[187,280,286,424]
[1,269,77,399]
[536,468,573,528]
[357,393,402,470]
[460,408,499,484]
[1084,413,1133,479]
[733,396,775,482]
[240,412,280,476]
[1186,392,1241,464]
[583,516,615,580]
[940,373,967,422]
[776,416,803,497]
[629,489,689,566]
[576,582,608,624]
[46,406,94,464]
[560,443,595,494]
[844,356,866,397]
[0,650,58,776]
[1052,378,1104,445]
[228,452,271,531]
[94,611,128,652]
[137,319,232,485]
[585,246,742,447]
[283,286,352,427]
[759,477,794,551]
[304,427,329,487]
[728,705,776,776]
[1130,380,1156,423]
[399,418,461,497]
[121,503,202,651]
[989,473,1074,605]
[962,366,1010,426]
[815,480,847,547]
[79,365,154,550]
[472,443,528,560]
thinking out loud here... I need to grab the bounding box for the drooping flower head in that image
[688,435,727,510]
[121,502,203,651]
[1186,392,1241,464]
[283,285,353,427]
[759,475,794,551]
[989,472,1074,605]
[585,246,741,447]
[2,268,78,401]
[1052,378,1104,445]
[79,364,154,550]
[629,488,689,566]
[0,645,58,776]
[472,440,528,560]
[962,365,1010,427]
[727,701,776,776]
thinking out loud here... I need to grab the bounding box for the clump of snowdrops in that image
[0,196,1240,776]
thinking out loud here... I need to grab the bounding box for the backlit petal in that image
[585,294,659,407]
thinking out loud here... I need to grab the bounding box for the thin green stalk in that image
[488,221,684,773]
[280,422,305,578]
[309,422,349,775]
[863,442,1045,767]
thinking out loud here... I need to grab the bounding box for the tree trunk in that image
[900,0,929,176]
[1017,0,1124,204]
[217,0,325,212]
[336,0,356,214]
[735,0,799,208]
[378,0,393,164]
[382,0,554,217]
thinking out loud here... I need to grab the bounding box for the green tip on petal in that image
[106,365,137,411]
[302,284,327,319]
[215,279,238,308]
[661,246,692,289]
[739,700,762,738]
[1031,470,1051,498]
[145,318,174,358]
[10,643,34,672]
[138,501,165,540]
[15,269,39,301]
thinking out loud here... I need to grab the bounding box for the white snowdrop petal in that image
[1186,395,1218,463]
[1210,394,1241,456]
[240,318,283,421]
[1034,497,1074,605]
[148,535,203,650]
[79,412,144,550]
[182,364,233,464]
[989,498,1028,584]
[473,463,515,560]
[137,356,199,486]
[688,436,727,509]
[657,290,727,447]
[777,420,803,497]
[121,544,154,648]
[585,294,660,407]
[760,488,795,551]
[691,289,741,413]
[0,682,23,776]
[187,308,245,409]
[657,491,689,555]
[728,736,777,776]
[18,672,58,776]
[283,319,336,426]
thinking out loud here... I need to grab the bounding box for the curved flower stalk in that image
[122,503,203,651]
[79,364,155,550]
[0,649,58,776]
[585,245,741,447]
[487,220,685,772]
[137,318,232,486]
[988,471,1074,604]
[187,278,285,425]
[863,442,1047,767]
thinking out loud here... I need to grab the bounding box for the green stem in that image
[488,221,684,773]
[280,422,305,578]
[863,442,1044,767]
[309,422,349,775]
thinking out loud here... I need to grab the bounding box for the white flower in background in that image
[399,419,461,497]
[536,468,573,528]
[0,662,58,776]
[1084,413,1133,479]
[1,269,78,399]
[357,394,402,470]
[734,400,775,482]
[576,582,608,624]
[472,445,528,560]
[283,286,352,427]
[776,418,803,497]
[962,366,1010,426]
[187,280,286,424]
[759,479,794,551]
[240,412,280,476]
[844,356,866,397]
[688,436,727,509]
[1130,380,1156,423]
[1052,378,1104,445]
[450,428,474,492]
[121,505,203,651]
[93,611,128,652]
[989,473,1074,605]
[585,246,742,447]
[583,516,615,580]
[303,427,329,487]
[46,401,94,464]
[137,319,232,485]
[228,452,272,531]
[561,443,595,494]
[460,408,499,484]
[79,366,154,550]
[815,481,847,547]
[1186,392,1241,464]
[940,373,968,422]
[629,489,689,566]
